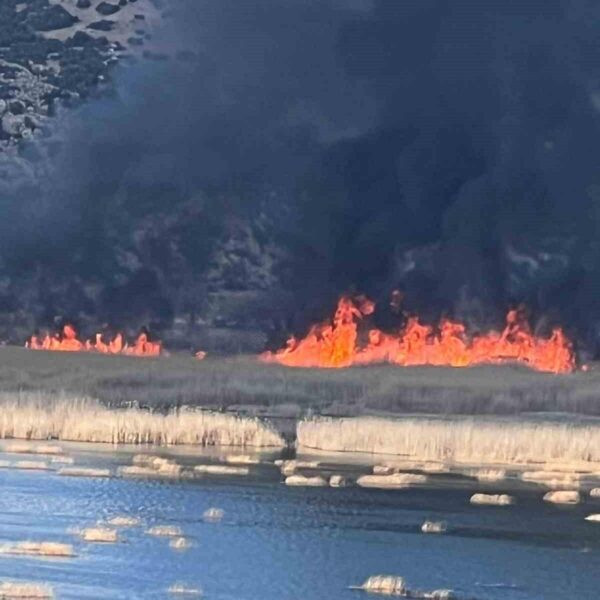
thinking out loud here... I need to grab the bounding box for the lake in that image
[0,443,598,599]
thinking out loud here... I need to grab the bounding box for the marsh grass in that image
[0,541,73,558]
[0,347,599,417]
[0,581,54,598]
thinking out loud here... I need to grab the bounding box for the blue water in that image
[0,445,598,599]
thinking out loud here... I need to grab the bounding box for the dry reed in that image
[78,528,118,543]
[167,583,202,596]
[0,394,284,447]
[357,473,427,489]
[298,416,600,467]
[543,490,580,504]
[0,581,54,598]
[50,456,74,464]
[284,474,327,487]
[421,521,447,534]
[33,446,62,455]
[169,537,190,550]
[224,454,260,465]
[58,467,111,478]
[373,465,395,475]
[352,575,406,595]
[193,465,249,476]
[329,475,348,487]
[202,508,224,522]
[147,525,182,537]
[1,443,33,454]
[106,516,140,527]
[14,461,50,471]
[0,541,73,558]
[470,493,514,506]
[585,514,600,522]
[521,471,581,489]
[471,468,507,481]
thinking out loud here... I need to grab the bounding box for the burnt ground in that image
[0,345,599,420]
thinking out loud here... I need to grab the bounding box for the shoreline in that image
[1,394,600,474]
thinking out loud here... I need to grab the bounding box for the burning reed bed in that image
[297,416,600,467]
[0,393,284,447]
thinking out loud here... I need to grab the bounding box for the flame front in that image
[26,325,162,357]
[261,296,575,374]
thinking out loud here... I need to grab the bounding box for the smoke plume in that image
[1,0,599,355]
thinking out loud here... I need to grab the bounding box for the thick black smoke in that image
[1,0,600,354]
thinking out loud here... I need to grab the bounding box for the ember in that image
[261,295,575,374]
[26,325,162,357]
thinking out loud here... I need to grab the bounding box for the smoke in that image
[1,0,600,354]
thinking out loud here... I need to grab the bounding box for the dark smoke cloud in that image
[1,0,600,354]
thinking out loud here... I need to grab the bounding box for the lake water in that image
[0,443,598,600]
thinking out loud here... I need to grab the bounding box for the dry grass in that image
[50,456,74,465]
[224,454,260,465]
[193,465,249,476]
[169,537,190,550]
[352,576,406,595]
[284,474,327,487]
[167,584,202,596]
[470,493,515,506]
[0,541,73,558]
[0,394,284,448]
[520,471,582,488]
[1,443,34,454]
[0,347,599,418]
[147,525,182,537]
[58,467,111,478]
[471,468,507,481]
[329,475,348,487]
[543,490,580,504]
[106,516,140,527]
[0,581,54,598]
[78,528,118,543]
[202,508,224,522]
[421,521,447,534]
[13,461,50,471]
[356,473,428,489]
[297,416,600,467]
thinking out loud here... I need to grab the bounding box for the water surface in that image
[0,444,598,599]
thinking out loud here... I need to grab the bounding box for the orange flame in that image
[261,295,575,374]
[26,325,162,357]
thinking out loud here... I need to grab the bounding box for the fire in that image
[26,325,162,357]
[261,295,575,374]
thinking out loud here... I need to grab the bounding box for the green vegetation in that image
[0,346,598,417]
